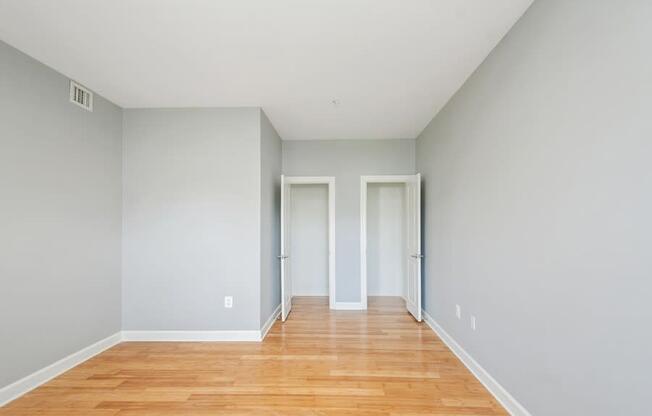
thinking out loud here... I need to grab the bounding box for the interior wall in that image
[367,183,406,297]
[416,1,652,415]
[122,107,262,331]
[282,139,415,303]
[0,41,123,388]
[259,110,282,327]
[289,184,329,296]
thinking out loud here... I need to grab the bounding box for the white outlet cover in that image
[455,304,461,319]
[224,296,233,308]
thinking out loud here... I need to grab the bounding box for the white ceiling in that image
[0,0,532,140]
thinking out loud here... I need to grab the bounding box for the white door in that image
[280,175,292,321]
[405,174,422,321]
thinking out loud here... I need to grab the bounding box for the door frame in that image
[282,176,336,310]
[360,175,419,311]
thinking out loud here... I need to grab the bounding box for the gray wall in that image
[259,110,282,326]
[122,108,262,331]
[283,139,415,302]
[416,1,652,414]
[0,41,122,387]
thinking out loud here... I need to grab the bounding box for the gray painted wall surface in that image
[416,1,652,414]
[122,108,262,331]
[283,139,415,302]
[0,41,123,387]
[259,110,282,326]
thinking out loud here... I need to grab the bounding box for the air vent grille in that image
[69,80,93,111]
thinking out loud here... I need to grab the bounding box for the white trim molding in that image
[333,302,366,310]
[0,332,122,407]
[421,310,532,416]
[260,303,281,340]
[121,330,261,342]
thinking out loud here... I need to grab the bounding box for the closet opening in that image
[360,175,422,321]
[280,176,335,321]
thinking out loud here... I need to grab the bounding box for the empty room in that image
[0,1,649,415]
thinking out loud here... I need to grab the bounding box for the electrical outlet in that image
[224,296,233,308]
[471,316,476,331]
[455,304,461,319]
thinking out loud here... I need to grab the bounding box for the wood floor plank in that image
[0,297,507,415]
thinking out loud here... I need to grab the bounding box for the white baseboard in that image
[333,302,366,310]
[421,310,532,416]
[121,330,261,342]
[0,332,122,407]
[0,317,286,408]
[260,303,281,340]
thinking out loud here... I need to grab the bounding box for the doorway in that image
[367,182,406,297]
[290,184,329,297]
[280,176,335,321]
[360,175,422,321]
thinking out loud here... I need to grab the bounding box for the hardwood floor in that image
[1,297,507,415]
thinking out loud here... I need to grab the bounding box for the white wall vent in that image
[69,80,93,111]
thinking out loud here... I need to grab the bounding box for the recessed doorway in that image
[360,175,422,321]
[280,176,335,321]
